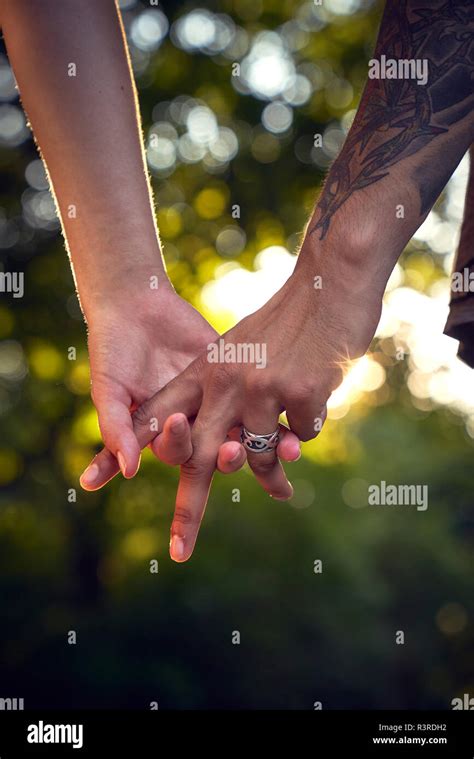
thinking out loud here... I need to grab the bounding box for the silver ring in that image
[240,426,280,454]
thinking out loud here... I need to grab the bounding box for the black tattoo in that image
[310,0,474,240]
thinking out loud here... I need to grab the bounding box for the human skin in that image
[0,0,300,490]
[86,0,474,562]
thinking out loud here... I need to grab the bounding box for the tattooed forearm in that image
[310,0,474,240]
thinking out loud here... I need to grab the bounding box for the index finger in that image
[170,400,232,563]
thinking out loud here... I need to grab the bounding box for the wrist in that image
[79,264,174,324]
[286,235,384,363]
[296,213,398,303]
[287,225,387,331]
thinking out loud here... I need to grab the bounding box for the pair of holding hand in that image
[79,246,382,563]
[3,0,472,562]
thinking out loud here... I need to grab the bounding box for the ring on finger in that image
[240,426,280,454]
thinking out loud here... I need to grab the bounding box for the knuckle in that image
[244,371,272,397]
[173,507,199,527]
[287,413,320,442]
[286,382,316,405]
[181,454,213,480]
[250,456,276,475]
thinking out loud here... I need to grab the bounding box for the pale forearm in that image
[1,0,168,318]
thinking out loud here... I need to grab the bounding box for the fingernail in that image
[230,448,242,463]
[117,451,127,477]
[80,463,99,487]
[171,416,186,434]
[170,535,185,562]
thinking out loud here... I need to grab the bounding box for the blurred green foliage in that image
[0,0,473,709]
